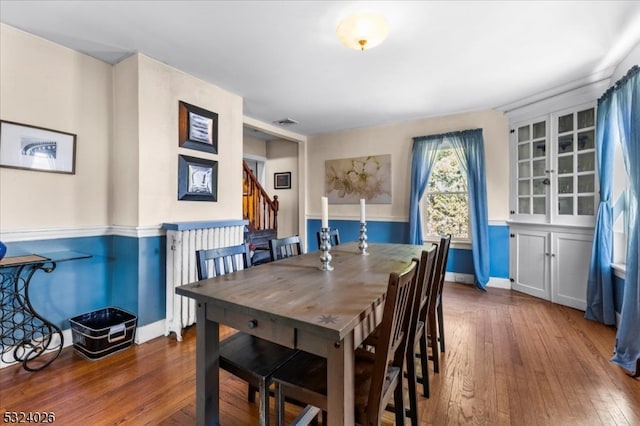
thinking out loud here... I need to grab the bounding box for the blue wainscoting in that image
[3,234,165,330]
[307,219,510,279]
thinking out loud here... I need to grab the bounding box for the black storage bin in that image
[70,307,137,360]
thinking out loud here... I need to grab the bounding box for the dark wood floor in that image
[2,283,639,425]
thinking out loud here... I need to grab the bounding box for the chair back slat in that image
[316,228,340,248]
[416,245,439,324]
[410,246,438,338]
[196,243,252,280]
[434,234,452,296]
[366,258,419,424]
[269,235,302,261]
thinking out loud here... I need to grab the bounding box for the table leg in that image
[326,332,355,426]
[196,301,220,426]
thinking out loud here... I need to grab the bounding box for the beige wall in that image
[0,24,112,231]
[307,110,510,223]
[1,24,248,232]
[266,139,299,238]
[243,134,267,158]
[136,55,244,225]
[112,54,140,227]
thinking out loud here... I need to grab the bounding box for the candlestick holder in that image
[358,222,369,256]
[318,227,334,271]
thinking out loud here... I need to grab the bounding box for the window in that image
[422,147,470,241]
[612,137,629,269]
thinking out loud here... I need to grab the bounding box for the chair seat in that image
[219,332,298,381]
[272,348,401,414]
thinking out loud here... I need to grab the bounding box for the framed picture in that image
[325,155,392,204]
[274,172,291,189]
[178,101,218,154]
[178,154,218,201]
[0,120,76,174]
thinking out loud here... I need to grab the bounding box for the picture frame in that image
[0,120,76,174]
[178,101,218,154]
[178,154,218,201]
[325,154,392,204]
[274,172,291,190]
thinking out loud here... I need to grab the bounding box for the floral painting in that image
[325,155,391,204]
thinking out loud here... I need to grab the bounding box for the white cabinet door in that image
[551,232,593,310]
[510,229,550,301]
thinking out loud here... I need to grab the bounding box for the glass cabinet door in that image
[554,107,597,220]
[511,102,597,226]
[516,120,547,216]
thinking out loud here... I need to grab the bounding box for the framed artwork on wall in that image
[325,154,392,204]
[0,120,76,174]
[274,172,291,189]
[178,101,218,154]
[178,154,218,201]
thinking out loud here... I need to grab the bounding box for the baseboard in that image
[135,319,166,344]
[1,320,166,369]
[444,273,511,290]
[445,272,474,284]
[487,277,511,289]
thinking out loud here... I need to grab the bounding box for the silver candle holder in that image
[358,222,369,255]
[318,227,334,271]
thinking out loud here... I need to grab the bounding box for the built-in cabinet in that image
[510,224,592,310]
[508,97,598,310]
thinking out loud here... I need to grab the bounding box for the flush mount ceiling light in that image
[336,12,389,51]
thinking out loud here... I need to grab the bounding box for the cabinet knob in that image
[248,320,258,329]
[545,252,550,256]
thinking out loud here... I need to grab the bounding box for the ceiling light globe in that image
[336,13,389,51]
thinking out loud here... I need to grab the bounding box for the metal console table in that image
[0,251,91,371]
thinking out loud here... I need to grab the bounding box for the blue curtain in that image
[449,129,490,289]
[408,129,490,290]
[611,65,640,373]
[408,135,442,244]
[585,93,616,324]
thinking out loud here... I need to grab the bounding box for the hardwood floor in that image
[2,283,639,425]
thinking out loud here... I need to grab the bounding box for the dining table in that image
[176,241,428,426]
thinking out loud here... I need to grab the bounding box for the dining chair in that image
[315,228,340,248]
[404,246,438,417]
[196,244,299,426]
[272,258,419,426]
[419,234,451,380]
[361,247,438,423]
[269,235,303,261]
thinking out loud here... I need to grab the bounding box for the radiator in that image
[165,224,245,341]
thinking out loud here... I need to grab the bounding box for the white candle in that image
[321,196,329,229]
[360,198,366,223]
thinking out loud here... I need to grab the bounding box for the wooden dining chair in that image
[404,246,438,417]
[315,228,340,248]
[272,258,419,426]
[418,234,451,381]
[269,235,303,261]
[196,244,299,426]
[361,247,438,423]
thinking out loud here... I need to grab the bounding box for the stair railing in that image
[243,161,279,231]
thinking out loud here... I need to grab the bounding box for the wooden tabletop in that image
[176,242,427,342]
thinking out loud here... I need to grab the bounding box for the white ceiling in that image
[2,1,640,137]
